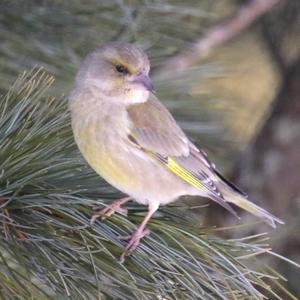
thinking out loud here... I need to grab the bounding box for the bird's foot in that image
[90,197,131,224]
[119,227,151,262]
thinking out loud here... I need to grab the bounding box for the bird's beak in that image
[133,72,154,92]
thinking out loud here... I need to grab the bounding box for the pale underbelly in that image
[77,139,190,206]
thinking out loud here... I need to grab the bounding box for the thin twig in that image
[159,0,282,72]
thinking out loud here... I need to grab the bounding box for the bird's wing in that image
[127,94,190,157]
[127,94,239,216]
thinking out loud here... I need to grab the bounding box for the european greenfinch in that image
[69,42,283,260]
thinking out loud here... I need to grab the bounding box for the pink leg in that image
[90,196,131,224]
[119,202,159,262]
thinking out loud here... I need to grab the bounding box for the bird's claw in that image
[90,205,128,224]
[119,228,151,262]
[90,197,131,224]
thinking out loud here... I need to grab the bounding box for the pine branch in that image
[158,0,282,72]
[0,69,297,299]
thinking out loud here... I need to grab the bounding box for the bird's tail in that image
[223,190,284,228]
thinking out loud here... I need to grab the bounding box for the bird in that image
[69,42,284,261]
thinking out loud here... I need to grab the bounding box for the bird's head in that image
[76,42,153,104]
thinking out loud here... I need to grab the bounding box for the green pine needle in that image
[0,69,297,299]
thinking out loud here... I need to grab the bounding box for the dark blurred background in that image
[0,0,299,297]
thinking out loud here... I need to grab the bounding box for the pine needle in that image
[0,68,297,299]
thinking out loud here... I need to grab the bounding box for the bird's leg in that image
[90,196,132,224]
[119,202,158,262]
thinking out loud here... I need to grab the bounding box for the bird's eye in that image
[115,64,129,74]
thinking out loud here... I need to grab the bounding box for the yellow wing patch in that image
[146,151,240,218]
[148,150,205,190]
[166,157,204,190]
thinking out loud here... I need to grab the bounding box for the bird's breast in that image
[70,95,189,204]
[71,101,134,188]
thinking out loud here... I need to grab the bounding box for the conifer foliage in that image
[0,69,295,299]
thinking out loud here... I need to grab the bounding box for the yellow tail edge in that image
[225,193,284,228]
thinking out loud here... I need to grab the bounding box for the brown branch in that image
[159,0,282,72]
